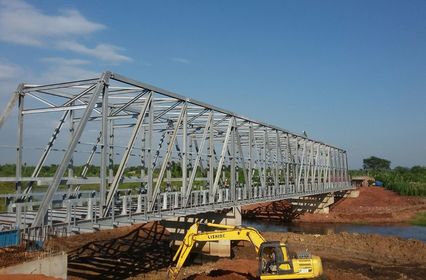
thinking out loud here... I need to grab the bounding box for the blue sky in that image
[0,0,425,168]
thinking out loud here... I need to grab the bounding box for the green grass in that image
[385,182,426,196]
[410,212,426,226]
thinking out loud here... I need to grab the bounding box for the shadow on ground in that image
[184,269,258,280]
[242,200,304,222]
[242,193,348,222]
[67,222,171,279]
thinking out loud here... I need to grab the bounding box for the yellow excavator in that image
[168,222,323,280]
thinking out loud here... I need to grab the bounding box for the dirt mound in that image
[47,222,172,279]
[336,186,413,208]
[300,187,426,223]
[242,187,426,223]
[157,231,426,280]
[0,246,53,268]
[0,275,60,280]
[263,231,426,266]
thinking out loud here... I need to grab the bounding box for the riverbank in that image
[3,187,425,279]
[241,186,426,224]
[242,219,426,242]
[137,230,426,280]
[8,221,421,280]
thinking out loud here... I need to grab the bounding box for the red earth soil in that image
[170,231,426,280]
[242,186,426,223]
[0,275,59,280]
[3,188,426,280]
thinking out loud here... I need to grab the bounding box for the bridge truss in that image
[0,71,351,237]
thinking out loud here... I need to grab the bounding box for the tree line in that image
[350,156,426,196]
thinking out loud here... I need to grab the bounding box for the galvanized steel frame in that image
[0,71,351,233]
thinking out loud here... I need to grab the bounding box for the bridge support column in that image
[348,189,360,198]
[28,197,33,211]
[121,196,128,215]
[86,198,93,220]
[161,206,241,258]
[65,200,71,224]
[313,193,335,214]
[136,194,142,213]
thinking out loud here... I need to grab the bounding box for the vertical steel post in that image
[149,104,186,211]
[100,82,109,210]
[184,111,212,206]
[344,151,349,184]
[109,121,114,182]
[140,126,146,179]
[230,118,236,202]
[248,124,253,198]
[208,111,214,200]
[275,130,280,191]
[262,130,267,192]
[147,99,154,211]
[235,128,248,199]
[181,104,187,202]
[32,72,110,227]
[286,135,290,192]
[212,118,233,199]
[326,147,331,189]
[104,92,152,215]
[67,103,74,199]
[16,85,24,194]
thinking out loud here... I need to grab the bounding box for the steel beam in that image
[32,72,111,227]
[16,84,24,194]
[211,117,233,200]
[100,82,110,210]
[183,111,212,206]
[103,92,153,216]
[149,104,187,212]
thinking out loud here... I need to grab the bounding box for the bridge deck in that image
[1,183,352,234]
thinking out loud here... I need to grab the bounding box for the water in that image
[242,219,426,242]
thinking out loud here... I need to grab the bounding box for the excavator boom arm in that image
[168,222,267,279]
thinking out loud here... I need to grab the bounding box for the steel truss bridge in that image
[0,71,351,238]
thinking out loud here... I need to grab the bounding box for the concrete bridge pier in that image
[288,189,360,214]
[314,193,335,214]
[161,206,242,258]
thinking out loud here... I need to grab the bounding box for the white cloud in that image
[57,41,132,63]
[0,0,104,46]
[38,57,100,83]
[0,0,131,63]
[39,57,90,66]
[171,57,190,64]
[0,61,23,79]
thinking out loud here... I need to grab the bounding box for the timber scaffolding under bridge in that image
[0,71,352,239]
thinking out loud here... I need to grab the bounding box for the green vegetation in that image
[350,157,426,197]
[0,162,248,194]
[410,212,426,226]
[363,156,391,170]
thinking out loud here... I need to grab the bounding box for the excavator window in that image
[261,247,278,274]
[259,243,294,276]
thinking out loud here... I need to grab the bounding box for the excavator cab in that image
[258,242,323,280]
[259,242,292,275]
